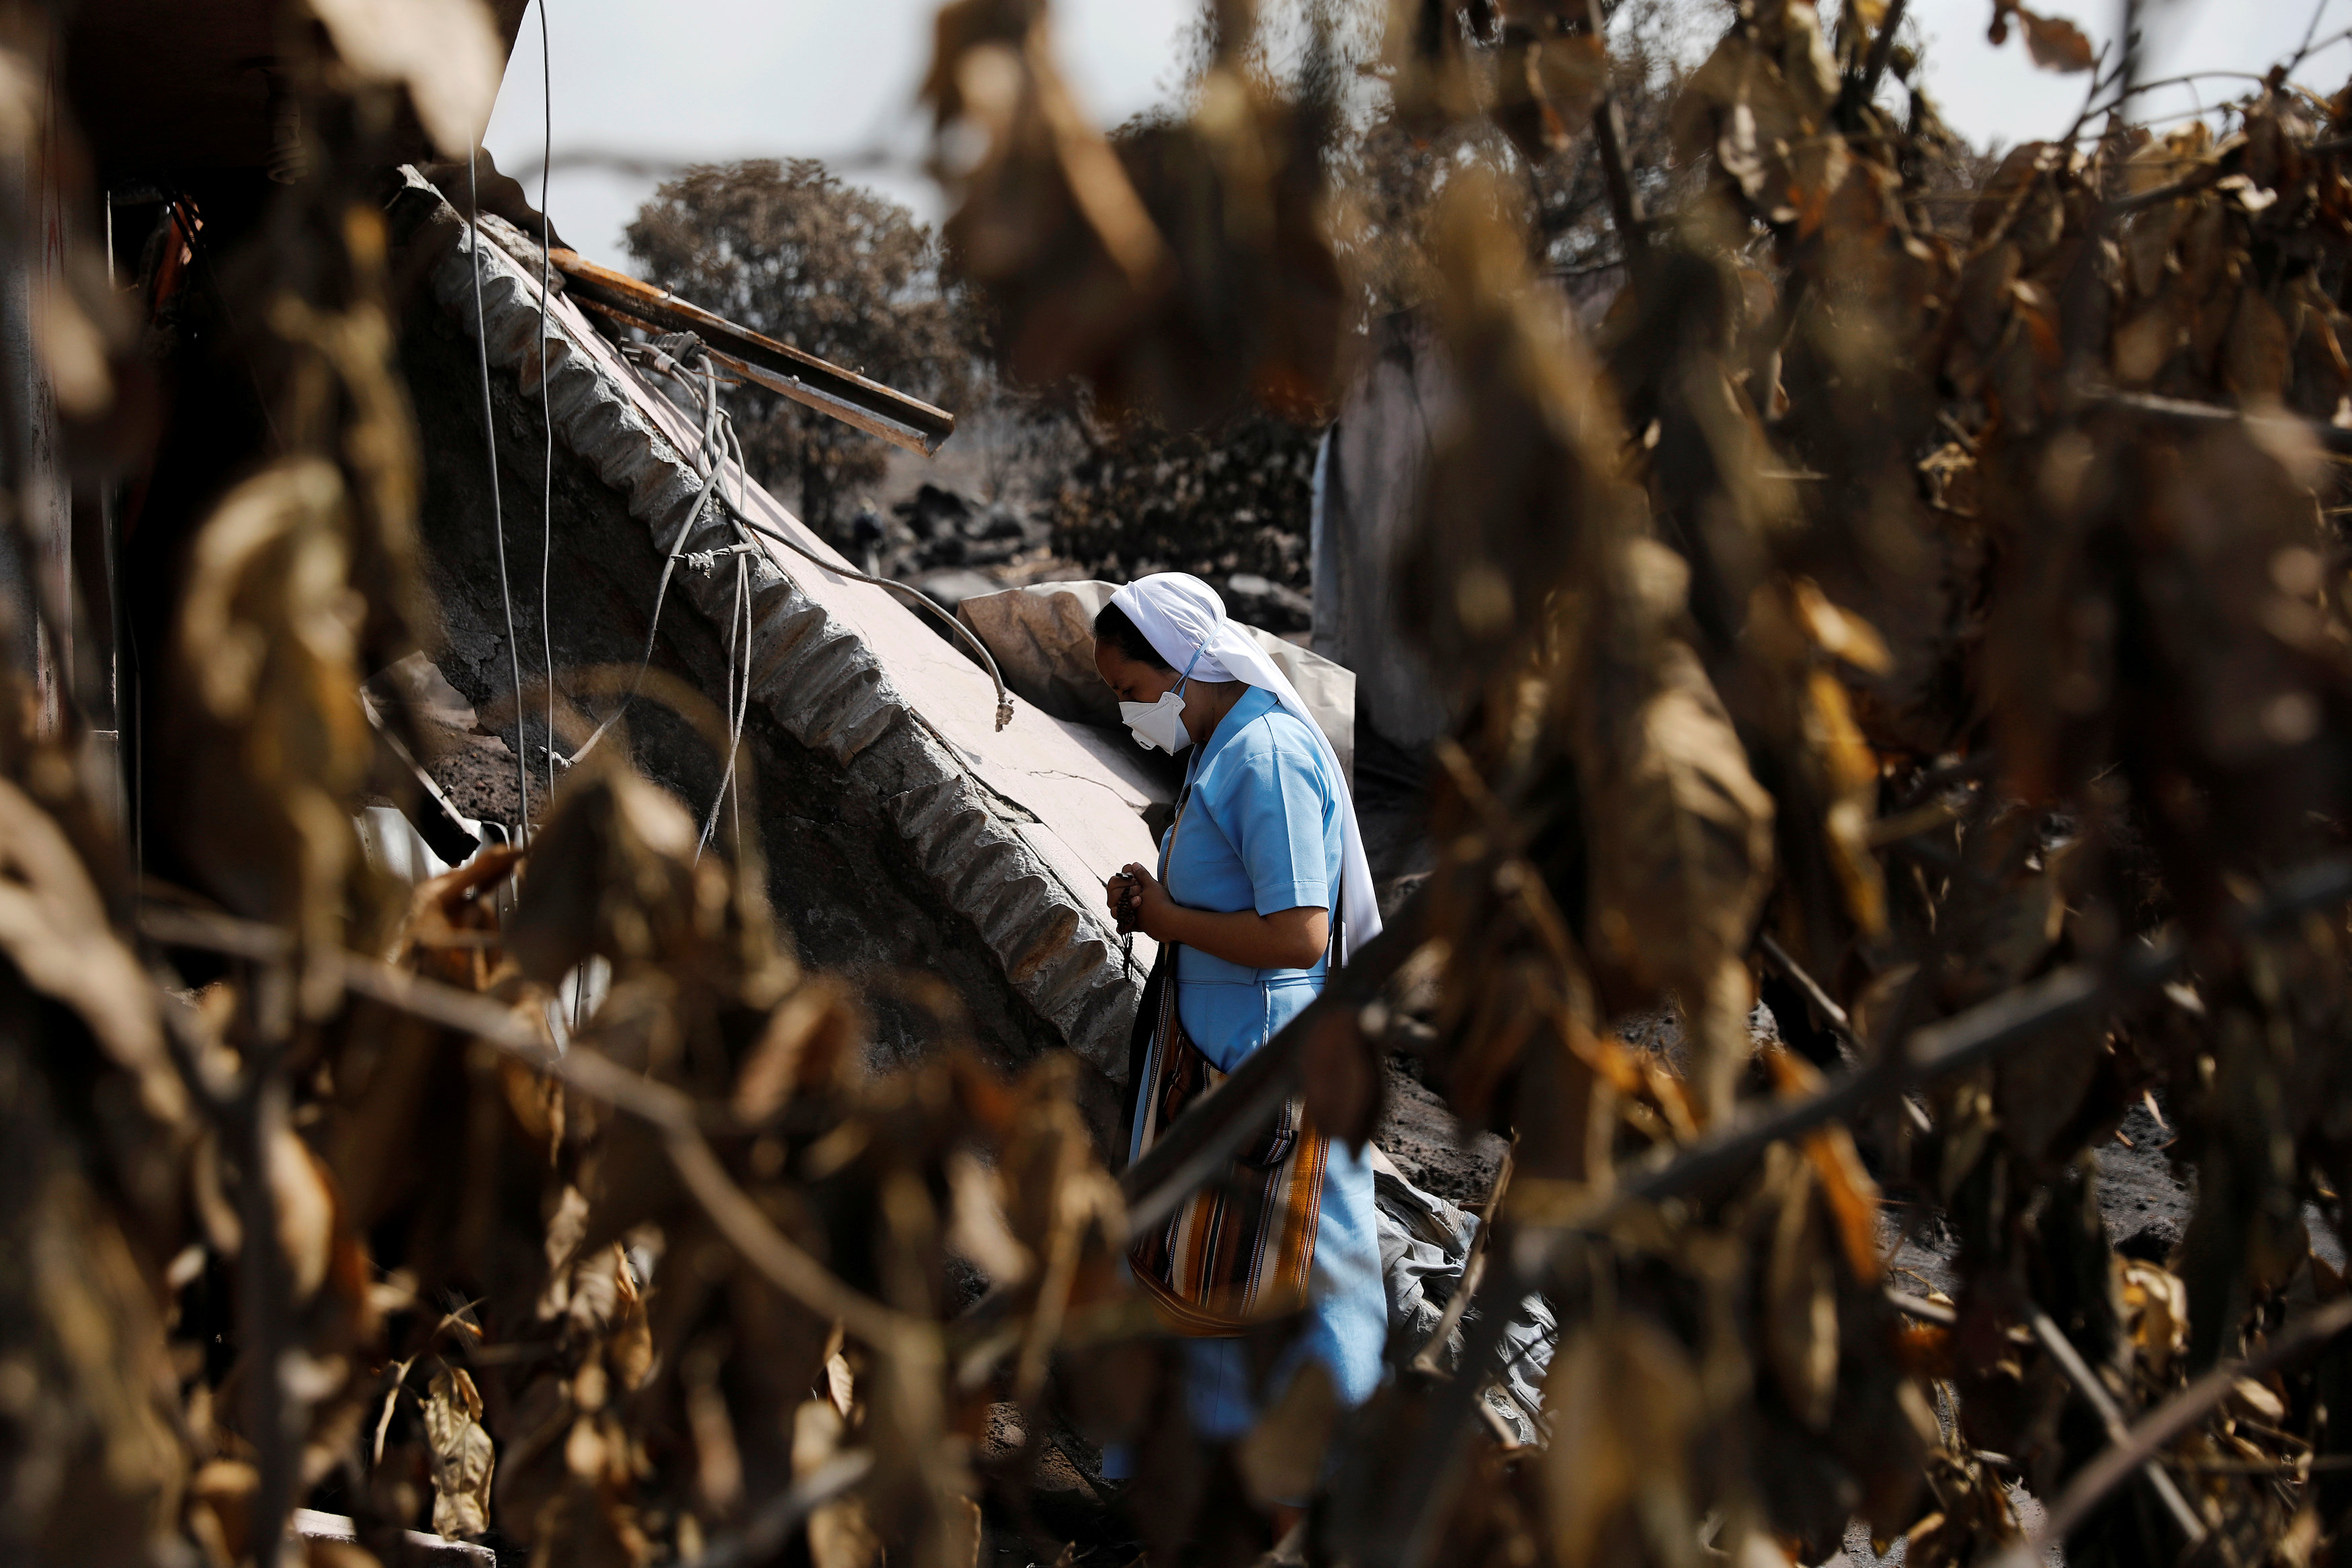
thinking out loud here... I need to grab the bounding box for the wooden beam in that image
[546,247,958,457]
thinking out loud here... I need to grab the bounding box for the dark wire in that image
[536,0,557,812]
[561,354,727,771]
[465,146,532,844]
[716,495,1014,727]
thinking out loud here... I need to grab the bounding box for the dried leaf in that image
[944,1147,1033,1284]
[271,1123,337,1305]
[422,1368,495,1538]
[2226,285,2292,403]
[1764,1151,1839,1429]
[0,777,183,1127]
[1493,31,1606,160]
[1585,633,1776,1119]
[1541,1316,1701,1567]
[1302,1004,1382,1149]
[734,977,863,1121]
[2017,7,2095,73]
[32,279,112,418]
[308,0,504,156]
[509,760,721,983]
[2119,1258,2188,1378]
[795,1399,882,1568]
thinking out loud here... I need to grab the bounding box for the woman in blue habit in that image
[1091,571,1387,1491]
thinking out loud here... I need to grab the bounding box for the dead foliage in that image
[14,1,2352,1568]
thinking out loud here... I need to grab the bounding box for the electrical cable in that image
[536,0,558,812]
[561,351,728,771]
[466,146,533,844]
[671,345,1014,729]
[716,494,1014,730]
[697,548,753,859]
[562,337,1017,810]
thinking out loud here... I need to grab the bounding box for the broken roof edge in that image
[390,168,1142,1072]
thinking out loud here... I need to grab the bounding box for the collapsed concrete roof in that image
[386,169,1158,1127]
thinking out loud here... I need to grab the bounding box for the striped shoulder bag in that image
[1123,783,1331,1335]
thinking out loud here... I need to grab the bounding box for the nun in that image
[1092,571,1386,1475]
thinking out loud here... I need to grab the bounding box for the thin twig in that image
[138,907,920,1351]
[1580,0,1645,257]
[1411,1141,1516,1378]
[2026,1304,2208,1546]
[2021,1295,2352,1553]
[1887,1289,1954,1326]
[677,1451,875,1568]
[1858,0,1910,107]
[1757,933,1933,1133]
[1376,853,2352,1568]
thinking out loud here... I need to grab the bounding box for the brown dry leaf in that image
[1809,1123,1883,1282]
[1493,26,1606,161]
[1767,1050,1885,1280]
[2226,286,2292,403]
[1585,630,1776,1120]
[1302,1004,1383,1148]
[307,0,503,157]
[734,976,863,1121]
[2016,7,2095,72]
[1540,1315,1702,1568]
[681,1338,743,1515]
[537,1182,591,1321]
[2119,1257,2189,1378]
[187,1458,261,1565]
[1406,163,1636,674]
[509,760,720,984]
[33,277,114,419]
[1793,580,1894,675]
[943,1148,1033,1285]
[1806,668,1888,936]
[271,1123,337,1305]
[1764,1149,1839,1428]
[2113,296,2185,386]
[607,1246,655,1393]
[795,1399,882,1568]
[0,777,183,1127]
[1236,1359,1339,1510]
[171,456,376,1006]
[422,1367,495,1539]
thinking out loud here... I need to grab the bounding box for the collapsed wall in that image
[385,170,1160,1134]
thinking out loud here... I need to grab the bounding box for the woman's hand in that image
[1107,863,1329,968]
[1114,863,1179,942]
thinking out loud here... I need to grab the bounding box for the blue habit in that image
[1135,684,1387,1441]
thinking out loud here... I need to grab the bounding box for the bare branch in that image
[2022,1295,2352,1553]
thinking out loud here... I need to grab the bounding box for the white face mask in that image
[1120,687,1193,754]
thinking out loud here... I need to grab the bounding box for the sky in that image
[484,0,2352,273]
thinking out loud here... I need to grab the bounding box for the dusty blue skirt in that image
[1159,972,1388,1440]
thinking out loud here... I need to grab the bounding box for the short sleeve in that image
[1226,734,1333,917]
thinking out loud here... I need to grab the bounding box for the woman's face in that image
[1095,640,1180,704]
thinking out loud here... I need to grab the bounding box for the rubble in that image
[390,170,1162,1127]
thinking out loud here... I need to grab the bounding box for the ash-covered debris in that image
[366,652,524,825]
[1218,572,1312,636]
[2097,1096,2195,1261]
[1376,1057,1508,1205]
[852,478,1325,653]
[886,482,1052,580]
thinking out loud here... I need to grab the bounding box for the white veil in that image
[1109,572,1382,963]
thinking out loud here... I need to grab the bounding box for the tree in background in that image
[1049,404,1322,600]
[625,159,973,537]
